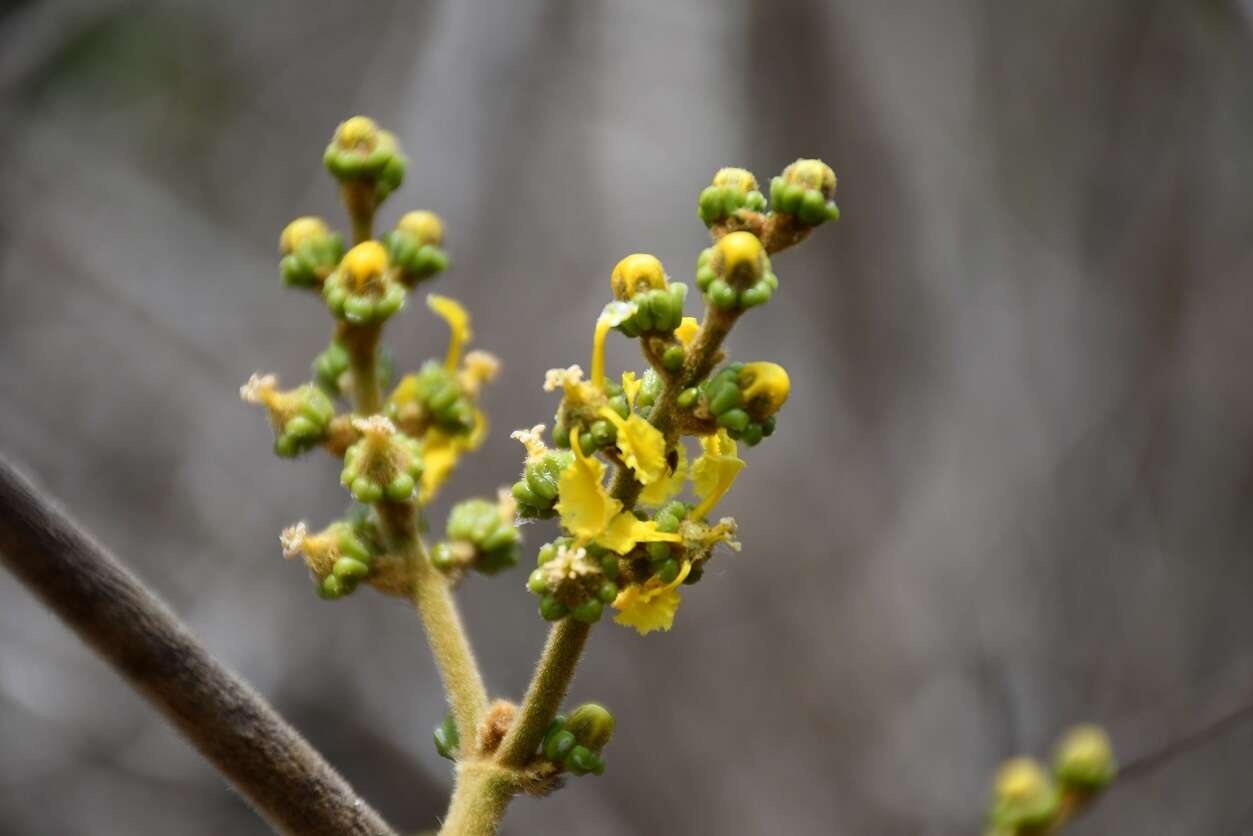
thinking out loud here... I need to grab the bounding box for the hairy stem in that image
[0,456,397,836]
[407,534,490,749]
[439,762,516,836]
[341,322,383,415]
[496,618,592,767]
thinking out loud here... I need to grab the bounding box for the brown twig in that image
[0,455,398,836]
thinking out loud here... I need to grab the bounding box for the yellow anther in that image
[610,253,667,301]
[279,216,329,255]
[336,115,379,149]
[341,241,388,290]
[712,167,758,193]
[739,362,790,416]
[398,210,444,246]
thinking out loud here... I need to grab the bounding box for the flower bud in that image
[240,373,336,457]
[511,447,573,519]
[388,361,475,437]
[698,167,766,227]
[700,362,787,446]
[988,758,1060,831]
[280,519,379,599]
[322,241,407,325]
[383,211,449,287]
[1053,725,1116,793]
[340,416,424,504]
[611,253,667,300]
[567,702,615,751]
[323,116,407,200]
[278,216,343,289]
[444,497,521,575]
[770,158,839,226]
[695,232,778,311]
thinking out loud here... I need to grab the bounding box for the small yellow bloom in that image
[597,371,666,485]
[427,294,471,371]
[739,362,790,416]
[556,436,681,554]
[690,429,745,518]
[610,253,667,301]
[556,436,621,541]
[341,241,388,290]
[613,561,692,635]
[674,316,700,348]
[279,217,329,255]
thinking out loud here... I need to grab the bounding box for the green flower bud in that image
[539,595,569,621]
[322,241,407,325]
[698,167,766,227]
[1053,725,1116,793]
[433,712,460,761]
[512,448,573,518]
[340,416,424,504]
[695,232,778,311]
[543,726,576,762]
[565,745,605,776]
[570,598,604,623]
[566,703,615,752]
[445,497,521,576]
[323,116,407,201]
[988,758,1060,831]
[240,374,336,458]
[700,362,790,446]
[383,211,449,287]
[388,361,476,437]
[282,519,380,600]
[770,159,839,227]
[278,217,344,289]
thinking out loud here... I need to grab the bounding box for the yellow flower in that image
[674,316,700,348]
[597,372,667,485]
[613,561,692,635]
[690,429,745,518]
[639,442,687,507]
[341,241,388,290]
[590,301,634,390]
[556,436,680,554]
[427,294,471,371]
[419,410,487,502]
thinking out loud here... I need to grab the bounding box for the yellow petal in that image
[427,294,471,371]
[599,408,667,486]
[556,436,621,540]
[591,302,633,390]
[639,442,688,507]
[598,513,681,555]
[419,429,465,502]
[690,429,744,518]
[675,316,700,348]
[612,561,692,635]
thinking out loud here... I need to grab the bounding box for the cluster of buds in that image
[244,115,500,603]
[430,494,522,577]
[538,703,615,777]
[986,725,1116,835]
[509,158,835,637]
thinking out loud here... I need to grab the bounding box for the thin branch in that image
[0,455,398,836]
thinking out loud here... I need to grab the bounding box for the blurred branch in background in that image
[0,455,397,836]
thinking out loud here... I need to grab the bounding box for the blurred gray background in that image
[2,1,1253,833]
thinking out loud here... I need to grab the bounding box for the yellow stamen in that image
[590,302,633,390]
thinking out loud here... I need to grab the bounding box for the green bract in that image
[433,711,460,761]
